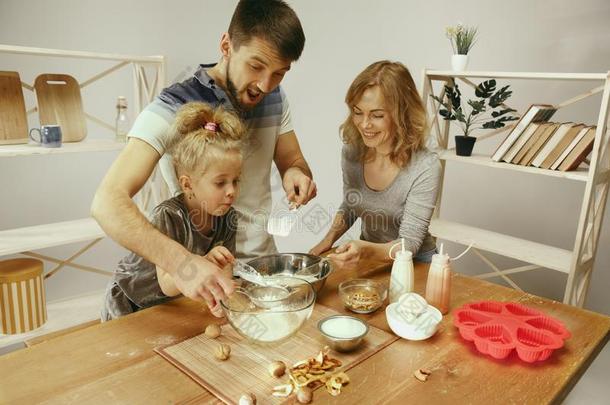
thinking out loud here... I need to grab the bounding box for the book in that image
[491,104,557,162]
[512,122,552,164]
[501,122,541,163]
[540,124,585,169]
[531,123,575,167]
[558,127,597,171]
[519,123,560,166]
[550,126,591,170]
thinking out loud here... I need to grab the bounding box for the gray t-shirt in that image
[339,144,441,256]
[101,194,237,320]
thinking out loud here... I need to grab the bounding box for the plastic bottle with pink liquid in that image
[425,244,452,314]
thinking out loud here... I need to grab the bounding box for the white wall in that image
[1,0,608,314]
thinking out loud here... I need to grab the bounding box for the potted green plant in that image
[431,79,519,156]
[446,24,478,71]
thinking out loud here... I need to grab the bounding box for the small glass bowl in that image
[338,279,388,314]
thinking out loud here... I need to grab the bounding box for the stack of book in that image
[491,104,597,171]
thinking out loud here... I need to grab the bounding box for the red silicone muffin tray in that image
[453,301,571,363]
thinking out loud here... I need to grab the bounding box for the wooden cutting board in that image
[155,304,398,405]
[0,71,29,145]
[34,73,87,142]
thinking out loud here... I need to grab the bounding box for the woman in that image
[310,61,441,268]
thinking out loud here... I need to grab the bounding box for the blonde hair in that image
[167,102,245,178]
[340,61,428,167]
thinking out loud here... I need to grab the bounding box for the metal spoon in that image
[267,204,299,237]
[232,261,296,309]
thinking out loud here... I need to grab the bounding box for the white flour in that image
[232,311,304,342]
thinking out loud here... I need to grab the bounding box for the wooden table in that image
[1,259,608,404]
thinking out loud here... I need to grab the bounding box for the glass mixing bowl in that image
[221,276,316,345]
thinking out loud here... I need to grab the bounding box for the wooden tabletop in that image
[1,259,608,404]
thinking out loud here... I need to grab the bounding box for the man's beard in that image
[225,59,253,114]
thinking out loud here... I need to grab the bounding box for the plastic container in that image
[386,293,442,341]
[115,96,129,142]
[388,239,414,303]
[424,244,451,314]
[453,300,571,363]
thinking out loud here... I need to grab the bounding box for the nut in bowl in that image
[338,279,388,314]
[221,276,316,345]
[317,315,369,352]
[386,293,443,341]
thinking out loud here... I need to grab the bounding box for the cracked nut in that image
[326,371,350,396]
[214,343,231,361]
[272,384,293,397]
[238,392,256,405]
[296,386,313,404]
[413,368,431,382]
[268,360,286,378]
[204,324,221,339]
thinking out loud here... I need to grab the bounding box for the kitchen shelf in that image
[435,150,591,182]
[0,218,104,256]
[0,44,167,345]
[429,219,573,274]
[0,139,125,158]
[426,70,607,81]
[0,289,104,351]
[423,69,610,307]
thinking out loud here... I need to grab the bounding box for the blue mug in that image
[29,125,62,148]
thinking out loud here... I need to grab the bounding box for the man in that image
[91,0,316,316]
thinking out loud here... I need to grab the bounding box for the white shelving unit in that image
[0,218,104,256]
[422,69,610,307]
[436,150,592,182]
[0,44,167,343]
[0,139,126,158]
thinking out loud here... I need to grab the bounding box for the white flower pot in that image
[451,54,469,71]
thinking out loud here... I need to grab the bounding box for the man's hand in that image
[172,253,236,317]
[326,240,366,270]
[282,166,317,206]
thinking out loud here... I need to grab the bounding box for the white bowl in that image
[386,297,443,341]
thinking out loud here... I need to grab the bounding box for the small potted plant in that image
[446,24,478,71]
[431,79,519,156]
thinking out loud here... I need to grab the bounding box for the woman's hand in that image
[309,239,333,256]
[327,240,366,270]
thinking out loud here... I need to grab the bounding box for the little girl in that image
[101,102,245,321]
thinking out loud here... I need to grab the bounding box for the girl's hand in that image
[205,246,235,268]
[327,240,365,270]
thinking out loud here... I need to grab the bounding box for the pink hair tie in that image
[204,122,218,132]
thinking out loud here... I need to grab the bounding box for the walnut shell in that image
[296,386,313,404]
[238,392,256,405]
[413,368,430,382]
[267,360,286,378]
[204,324,221,339]
[214,343,231,361]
